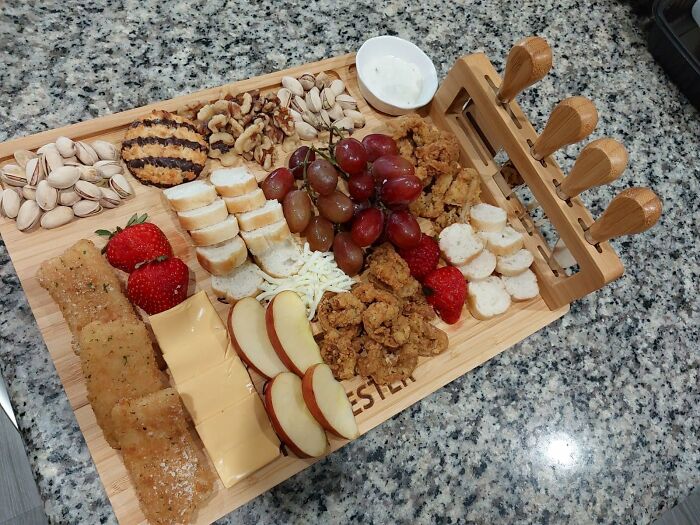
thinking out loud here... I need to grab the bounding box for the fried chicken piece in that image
[365,243,421,299]
[415,136,460,164]
[362,302,411,348]
[397,138,417,163]
[403,294,437,321]
[408,314,448,357]
[434,207,463,230]
[357,337,418,385]
[320,328,361,381]
[444,167,481,207]
[410,191,445,219]
[317,292,365,332]
[390,113,442,147]
[351,282,400,306]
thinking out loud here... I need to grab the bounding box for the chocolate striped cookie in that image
[121,110,208,187]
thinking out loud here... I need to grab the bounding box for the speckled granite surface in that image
[0,1,698,524]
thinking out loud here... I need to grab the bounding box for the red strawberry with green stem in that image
[96,213,173,273]
[127,256,190,315]
[397,234,440,281]
[422,266,467,324]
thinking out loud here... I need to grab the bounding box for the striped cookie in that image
[121,110,209,187]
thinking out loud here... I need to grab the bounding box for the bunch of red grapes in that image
[260,133,423,276]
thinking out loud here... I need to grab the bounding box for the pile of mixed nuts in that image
[0,138,133,232]
[278,71,365,140]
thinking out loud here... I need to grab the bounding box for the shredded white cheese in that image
[255,242,356,320]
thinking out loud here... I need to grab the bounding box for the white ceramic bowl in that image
[356,36,438,116]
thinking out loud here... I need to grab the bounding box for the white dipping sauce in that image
[363,55,423,107]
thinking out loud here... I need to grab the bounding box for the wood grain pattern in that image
[585,187,662,244]
[497,36,552,104]
[0,53,572,524]
[557,137,628,199]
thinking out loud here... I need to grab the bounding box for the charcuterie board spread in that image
[0,38,661,525]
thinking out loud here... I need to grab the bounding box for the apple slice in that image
[264,372,329,458]
[302,363,360,440]
[265,290,322,376]
[228,297,289,379]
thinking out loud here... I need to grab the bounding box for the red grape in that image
[334,138,368,175]
[348,170,375,201]
[288,146,316,179]
[333,232,364,276]
[379,174,422,209]
[371,155,415,184]
[261,167,295,201]
[352,199,371,217]
[386,210,421,249]
[317,191,354,224]
[303,216,335,252]
[283,190,313,233]
[306,159,338,196]
[351,207,384,247]
[362,134,399,162]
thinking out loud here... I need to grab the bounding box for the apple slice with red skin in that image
[264,372,329,458]
[265,290,322,377]
[228,297,288,379]
[302,363,360,440]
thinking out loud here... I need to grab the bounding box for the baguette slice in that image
[224,188,266,214]
[480,226,523,256]
[467,276,511,320]
[457,249,496,281]
[190,215,239,246]
[496,249,534,276]
[502,269,539,301]
[469,203,507,232]
[210,167,258,197]
[195,235,247,276]
[163,180,217,212]
[256,238,303,278]
[237,200,284,231]
[211,259,264,302]
[239,219,291,256]
[438,223,484,265]
[176,198,228,231]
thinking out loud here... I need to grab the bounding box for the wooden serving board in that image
[0,54,568,524]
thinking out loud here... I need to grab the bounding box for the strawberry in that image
[127,256,190,315]
[422,266,467,324]
[397,234,440,281]
[96,213,173,273]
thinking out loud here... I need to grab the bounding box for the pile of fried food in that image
[390,114,481,232]
[317,243,448,385]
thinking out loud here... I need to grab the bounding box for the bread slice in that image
[176,198,228,231]
[502,269,539,301]
[237,200,284,231]
[211,259,264,302]
[239,219,291,256]
[480,226,523,256]
[163,180,217,212]
[195,235,247,276]
[210,167,258,197]
[438,223,484,265]
[469,203,507,232]
[496,248,534,276]
[457,249,496,281]
[190,215,239,246]
[256,238,303,278]
[467,276,511,320]
[224,188,266,214]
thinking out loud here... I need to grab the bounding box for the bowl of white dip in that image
[356,36,438,115]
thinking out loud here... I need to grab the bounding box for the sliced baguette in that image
[195,236,247,276]
[176,198,228,231]
[190,215,240,246]
[256,238,303,278]
[211,259,263,303]
[496,249,534,276]
[469,203,507,232]
[239,219,291,256]
[457,249,496,281]
[502,269,539,301]
[163,180,217,212]
[479,226,523,256]
[467,276,511,320]
[224,188,266,214]
[210,167,258,197]
[237,200,284,231]
[438,223,484,265]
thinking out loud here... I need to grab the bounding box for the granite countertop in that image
[1,1,698,523]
